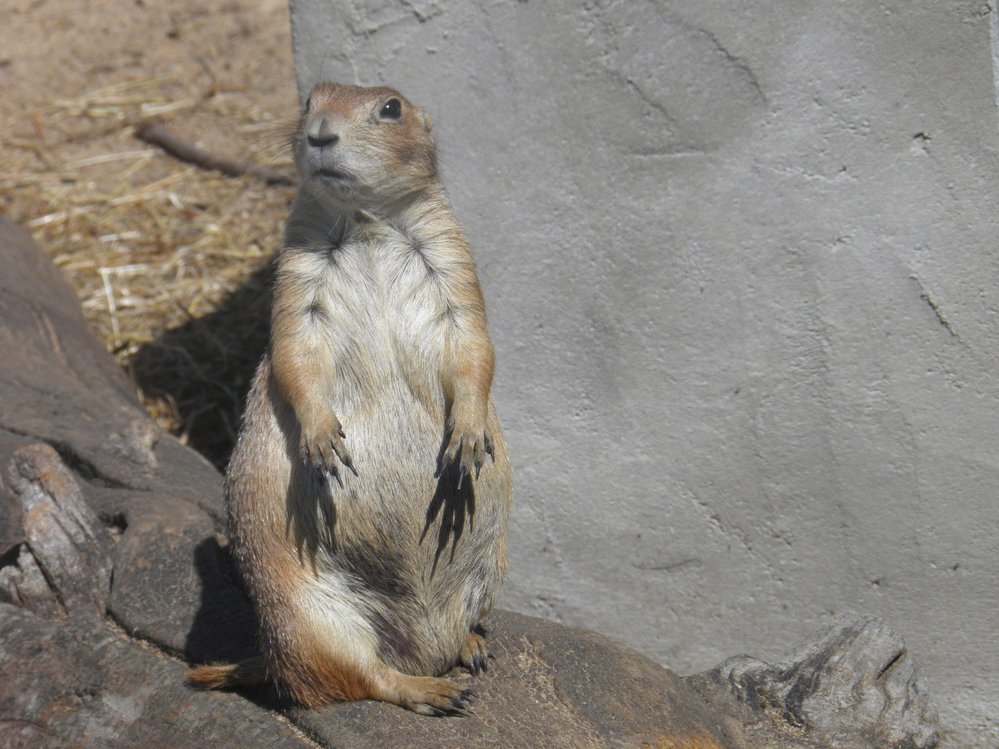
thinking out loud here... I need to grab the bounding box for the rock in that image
[0,544,62,617]
[290,9,999,745]
[0,213,941,747]
[0,217,224,518]
[5,443,113,617]
[108,496,259,663]
[290,610,748,749]
[702,615,940,749]
[0,430,33,555]
[0,603,311,749]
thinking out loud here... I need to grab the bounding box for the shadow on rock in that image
[185,536,296,708]
[130,263,274,471]
[185,537,259,664]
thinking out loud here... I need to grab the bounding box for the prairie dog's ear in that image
[418,110,433,133]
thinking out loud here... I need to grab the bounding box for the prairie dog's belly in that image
[300,234,450,541]
[288,231,471,571]
[241,228,507,675]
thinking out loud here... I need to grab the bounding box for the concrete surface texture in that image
[289,1,999,745]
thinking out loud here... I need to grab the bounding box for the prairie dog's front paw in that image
[299,410,356,479]
[438,418,494,487]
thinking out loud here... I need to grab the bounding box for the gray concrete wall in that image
[289,2,999,744]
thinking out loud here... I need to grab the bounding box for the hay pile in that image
[1,29,299,468]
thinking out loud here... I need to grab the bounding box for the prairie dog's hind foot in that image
[459,631,490,675]
[372,671,475,717]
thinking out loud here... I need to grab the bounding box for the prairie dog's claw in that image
[459,632,490,677]
[393,675,474,717]
[439,425,492,482]
[300,412,356,478]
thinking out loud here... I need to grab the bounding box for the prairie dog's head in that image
[295,82,438,208]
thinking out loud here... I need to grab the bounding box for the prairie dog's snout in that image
[303,111,349,183]
[306,115,340,149]
[300,104,350,182]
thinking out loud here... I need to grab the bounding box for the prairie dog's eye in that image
[380,98,402,120]
[305,94,312,112]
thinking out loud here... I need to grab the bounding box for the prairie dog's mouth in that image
[312,167,352,182]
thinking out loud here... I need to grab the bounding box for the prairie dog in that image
[188,83,512,716]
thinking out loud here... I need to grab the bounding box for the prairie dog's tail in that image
[187,655,267,690]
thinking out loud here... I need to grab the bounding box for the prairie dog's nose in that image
[307,115,339,148]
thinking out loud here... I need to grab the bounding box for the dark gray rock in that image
[0,603,312,749]
[0,429,34,555]
[108,494,259,663]
[0,214,940,747]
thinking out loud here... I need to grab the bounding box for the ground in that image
[0,0,300,467]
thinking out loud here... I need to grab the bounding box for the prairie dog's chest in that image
[300,223,451,355]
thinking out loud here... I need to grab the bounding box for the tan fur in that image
[187,83,512,715]
[186,655,268,690]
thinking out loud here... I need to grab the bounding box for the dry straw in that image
[1,75,300,468]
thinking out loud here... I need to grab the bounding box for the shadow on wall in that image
[130,263,274,471]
